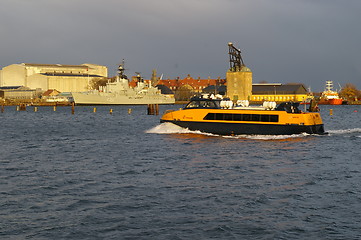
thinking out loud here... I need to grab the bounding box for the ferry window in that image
[204,101,216,108]
[243,114,251,121]
[233,114,242,121]
[187,100,217,109]
[199,101,207,108]
[204,113,215,120]
[269,115,279,122]
[215,113,224,120]
[251,114,260,121]
[260,115,269,122]
[224,113,233,121]
[185,101,199,108]
[204,113,279,122]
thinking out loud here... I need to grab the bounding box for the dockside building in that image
[0,63,108,92]
[250,83,310,103]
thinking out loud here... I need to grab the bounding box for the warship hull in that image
[72,92,175,105]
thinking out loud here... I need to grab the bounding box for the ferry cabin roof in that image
[184,97,303,113]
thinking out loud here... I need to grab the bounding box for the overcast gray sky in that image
[1,0,361,91]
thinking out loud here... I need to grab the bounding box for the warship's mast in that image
[117,59,128,80]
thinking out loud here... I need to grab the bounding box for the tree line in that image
[339,83,361,102]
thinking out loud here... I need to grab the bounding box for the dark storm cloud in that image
[1,0,361,91]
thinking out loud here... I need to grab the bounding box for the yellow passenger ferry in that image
[160,96,326,135]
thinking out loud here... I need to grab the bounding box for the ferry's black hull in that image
[162,120,325,135]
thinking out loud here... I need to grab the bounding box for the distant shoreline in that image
[2,100,361,107]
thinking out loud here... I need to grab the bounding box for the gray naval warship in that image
[72,61,175,105]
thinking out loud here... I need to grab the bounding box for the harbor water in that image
[1,104,361,239]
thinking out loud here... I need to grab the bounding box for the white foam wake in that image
[146,123,219,137]
[146,122,194,134]
[327,128,361,135]
[146,123,311,140]
[223,132,310,140]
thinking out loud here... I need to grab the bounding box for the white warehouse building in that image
[0,63,108,92]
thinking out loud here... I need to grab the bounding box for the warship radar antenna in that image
[135,72,144,82]
[228,42,245,72]
[117,59,128,79]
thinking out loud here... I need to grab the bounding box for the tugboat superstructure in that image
[319,81,343,105]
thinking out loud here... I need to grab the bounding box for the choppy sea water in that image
[1,104,361,239]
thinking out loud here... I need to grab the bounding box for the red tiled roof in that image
[128,75,225,90]
[156,76,225,89]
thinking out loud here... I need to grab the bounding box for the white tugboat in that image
[319,81,343,105]
[71,61,175,105]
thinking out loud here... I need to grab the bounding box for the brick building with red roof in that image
[157,75,226,93]
[128,74,226,101]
